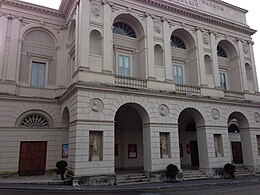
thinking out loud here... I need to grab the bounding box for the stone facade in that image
[0,0,260,185]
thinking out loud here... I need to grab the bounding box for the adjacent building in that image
[0,0,260,185]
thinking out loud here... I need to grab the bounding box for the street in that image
[1,183,260,195]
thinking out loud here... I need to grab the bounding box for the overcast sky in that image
[19,0,260,87]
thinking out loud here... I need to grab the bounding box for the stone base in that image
[91,156,100,161]
[162,154,169,158]
[73,174,116,186]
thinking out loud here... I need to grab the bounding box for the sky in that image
[19,0,260,87]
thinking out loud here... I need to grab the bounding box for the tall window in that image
[219,72,227,89]
[173,64,184,84]
[119,55,130,77]
[31,61,46,88]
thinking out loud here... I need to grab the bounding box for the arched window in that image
[245,63,253,81]
[171,36,186,49]
[20,114,49,128]
[113,22,136,38]
[154,44,163,66]
[90,30,102,55]
[204,55,212,74]
[217,46,228,58]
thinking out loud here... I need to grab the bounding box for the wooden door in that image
[231,142,243,164]
[190,141,199,168]
[19,142,47,176]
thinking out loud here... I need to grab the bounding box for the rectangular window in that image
[31,61,46,88]
[118,55,130,77]
[173,64,184,84]
[219,72,227,90]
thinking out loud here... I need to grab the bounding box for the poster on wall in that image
[62,144,69,158]
[128,144,137,158]
[180,144,183,157]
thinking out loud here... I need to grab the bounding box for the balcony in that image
[176,84,201,95]
[115,75,147,89]
[224,90,244,99]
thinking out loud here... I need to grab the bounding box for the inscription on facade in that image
[202,0,224,11]
[176,0,198,7]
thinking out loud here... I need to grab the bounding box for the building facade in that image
[0,0,260,185]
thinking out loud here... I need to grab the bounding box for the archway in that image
[114,103,149,172]
[61,107,70,159]
[178,108,205,169]
[228,112,249,165]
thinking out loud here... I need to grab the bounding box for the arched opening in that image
[90,30,102,56]
[20,28,57,88]
[114,103,149,172]
[68,20,76,78]
[171,29,198,85]
[178,108,205,170]
[61,107,70,159]
[204,55,214,87]
[68,20,76,46]
[228,112,250,165]
[217,40,241,91]
[245,63,254,92]
[113,14,145,78]
[154,44,164,81]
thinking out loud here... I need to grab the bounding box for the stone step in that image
[182,170,211,180]
[116,173,149,185]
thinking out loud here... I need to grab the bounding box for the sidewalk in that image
[0,173,260,192]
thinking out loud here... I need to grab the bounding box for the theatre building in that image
[0,0,260,185]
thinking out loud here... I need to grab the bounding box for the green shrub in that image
[56,160,68,170]
[166,164,179,182]
[224,163,236,179]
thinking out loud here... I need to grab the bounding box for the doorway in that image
[19,141,47,176]
[190,141,199,168]
[231,142,243,164]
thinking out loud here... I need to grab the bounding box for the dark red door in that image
[231,142,243,164]
[190,141,199,168]
[19,141,47,176]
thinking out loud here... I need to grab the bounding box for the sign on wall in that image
[128,144,137,159]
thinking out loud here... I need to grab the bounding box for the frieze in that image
[202,0,224,11]
[154,19,161,34]
[255,112,260,123]
[91,1,101,18]
[211,108,220,120]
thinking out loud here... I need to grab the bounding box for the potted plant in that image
[166,164,179,182]
[56,160,68,180]
[224,163,236,179]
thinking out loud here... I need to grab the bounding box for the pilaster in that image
[0,15,8,81]
[196,28,206,86]
[145,15,155,79]
[237,39,246,91]
[163,19,173,82]
[102,1,113,73]
[210,32,220,88]
[77,0,90,70]
[248,42,259,92]
[6,16,20,82]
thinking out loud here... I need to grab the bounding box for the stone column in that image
[196,28,206,86]
[102,1,113,73]
[77,0,90,70]
[163,19,173,82]
[196,126,210,172]
[143,123,152,172]
[210,32,220,88]
[248,41,259,92]
[0,15,8,81]
[145,14,155,79]
[6,15,20,82]
[237,39,246,91]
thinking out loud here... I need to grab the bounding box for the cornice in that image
[59,0,77,18]
[141,0,256,35]
[0,0,64,17]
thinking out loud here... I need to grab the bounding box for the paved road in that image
[1,183,260,195]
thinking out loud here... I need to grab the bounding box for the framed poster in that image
[128,144,137,159]
[62,144,69,158]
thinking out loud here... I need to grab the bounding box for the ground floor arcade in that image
[0,87,259,184]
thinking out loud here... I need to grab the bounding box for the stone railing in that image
[176,84,201,95]
[224,90,244,99]
[115,75,147,89]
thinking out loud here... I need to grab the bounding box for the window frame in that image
[29,56,49,88]
[173,63,185,85]
[219,70,227,90]
[115,47,134,77]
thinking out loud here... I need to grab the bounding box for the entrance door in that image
[19,141,47,176]
[190,141,199,168]
[231,142,243,164]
